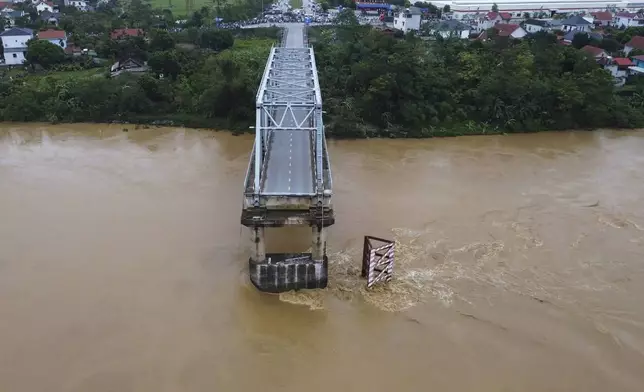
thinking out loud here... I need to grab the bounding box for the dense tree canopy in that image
[25,39,66,69]
[309,27,644,137]
[2,0,644,136]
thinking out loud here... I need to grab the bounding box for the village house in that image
[110,28,145,40]
[64,0,89,11]
[591,11,613,27]
[493,23,527,39]
[35,0,54,13]
[393,7,422,33]
[0,27,33,65]
[632,54,644,68]
[433,19,470,39]
[580,45,608,59]
[523,19,551,34]
[110,58,148,78]
[473,11,512,32]
[0,8,24,27]
[624,36,644,55]
[39,10,60,25]
[37,29,66,48]
[614,12,644,28]
[600,57,634,86]
[560,15,592,33]
[487,11,512,24]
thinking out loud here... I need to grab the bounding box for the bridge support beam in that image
[312,224,327,262]
[250,227,266,264]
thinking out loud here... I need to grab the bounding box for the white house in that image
[35,1,54,13]
[36,29,66,48]
[0,27,33,65]
[64,0,89,11]
[523,19,550,34]
[393,7,422,33]
[560,15,592,33]
[614,12,644,28]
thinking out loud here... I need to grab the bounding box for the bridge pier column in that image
[312,224,327,262]
[250,227,266,263]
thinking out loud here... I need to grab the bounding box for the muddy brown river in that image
[1,124,643,392]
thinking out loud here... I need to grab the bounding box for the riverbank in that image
[4,23,644,138]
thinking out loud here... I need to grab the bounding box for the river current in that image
[1,124,643,391]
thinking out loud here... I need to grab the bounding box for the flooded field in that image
[1,124,643,391]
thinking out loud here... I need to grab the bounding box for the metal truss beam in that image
[252,40,328,197]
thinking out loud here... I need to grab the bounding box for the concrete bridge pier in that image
[250,227,266,264]
[311,225,327,262]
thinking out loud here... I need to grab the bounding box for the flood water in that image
[1,124,644,392]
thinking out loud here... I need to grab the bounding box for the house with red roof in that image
[602,57,635,85]
[590,11,613,27]
[475,11,512,31]
[487,12,512,23]
[110,28,145,40]
[493,23,527,39]
[580,45,608,60]
[624,36,644,56]
[37,29,66,49]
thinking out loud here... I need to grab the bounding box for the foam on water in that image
[277,213,632,313]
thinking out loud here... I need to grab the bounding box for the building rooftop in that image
[580,45,606,57]
[614,57,634,67]
[0,27,34,37]
[524,19,549,26]
[561,15,592,26]
[626,36,644,50]
[37,29,66,39]
[591,11,612,21]
[493,23,520,36]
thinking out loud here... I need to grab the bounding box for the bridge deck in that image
[262,26,313,194]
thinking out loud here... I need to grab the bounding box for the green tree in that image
[149,29,175,52]
[492,3,499,12]
[336,9,358,25]
[571,32,591,49]
[108,36,149,60]
[599,38,621,54]
[148,50,182,79]
[25,39,65,69]
[443,5,450,13]
[320,1,329,11]
[197,29,234,51]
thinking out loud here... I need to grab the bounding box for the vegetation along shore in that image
[1,1,644,137]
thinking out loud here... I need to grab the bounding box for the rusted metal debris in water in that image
[361,236,395,289]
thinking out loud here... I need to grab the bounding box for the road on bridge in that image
[262,23,314,195]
